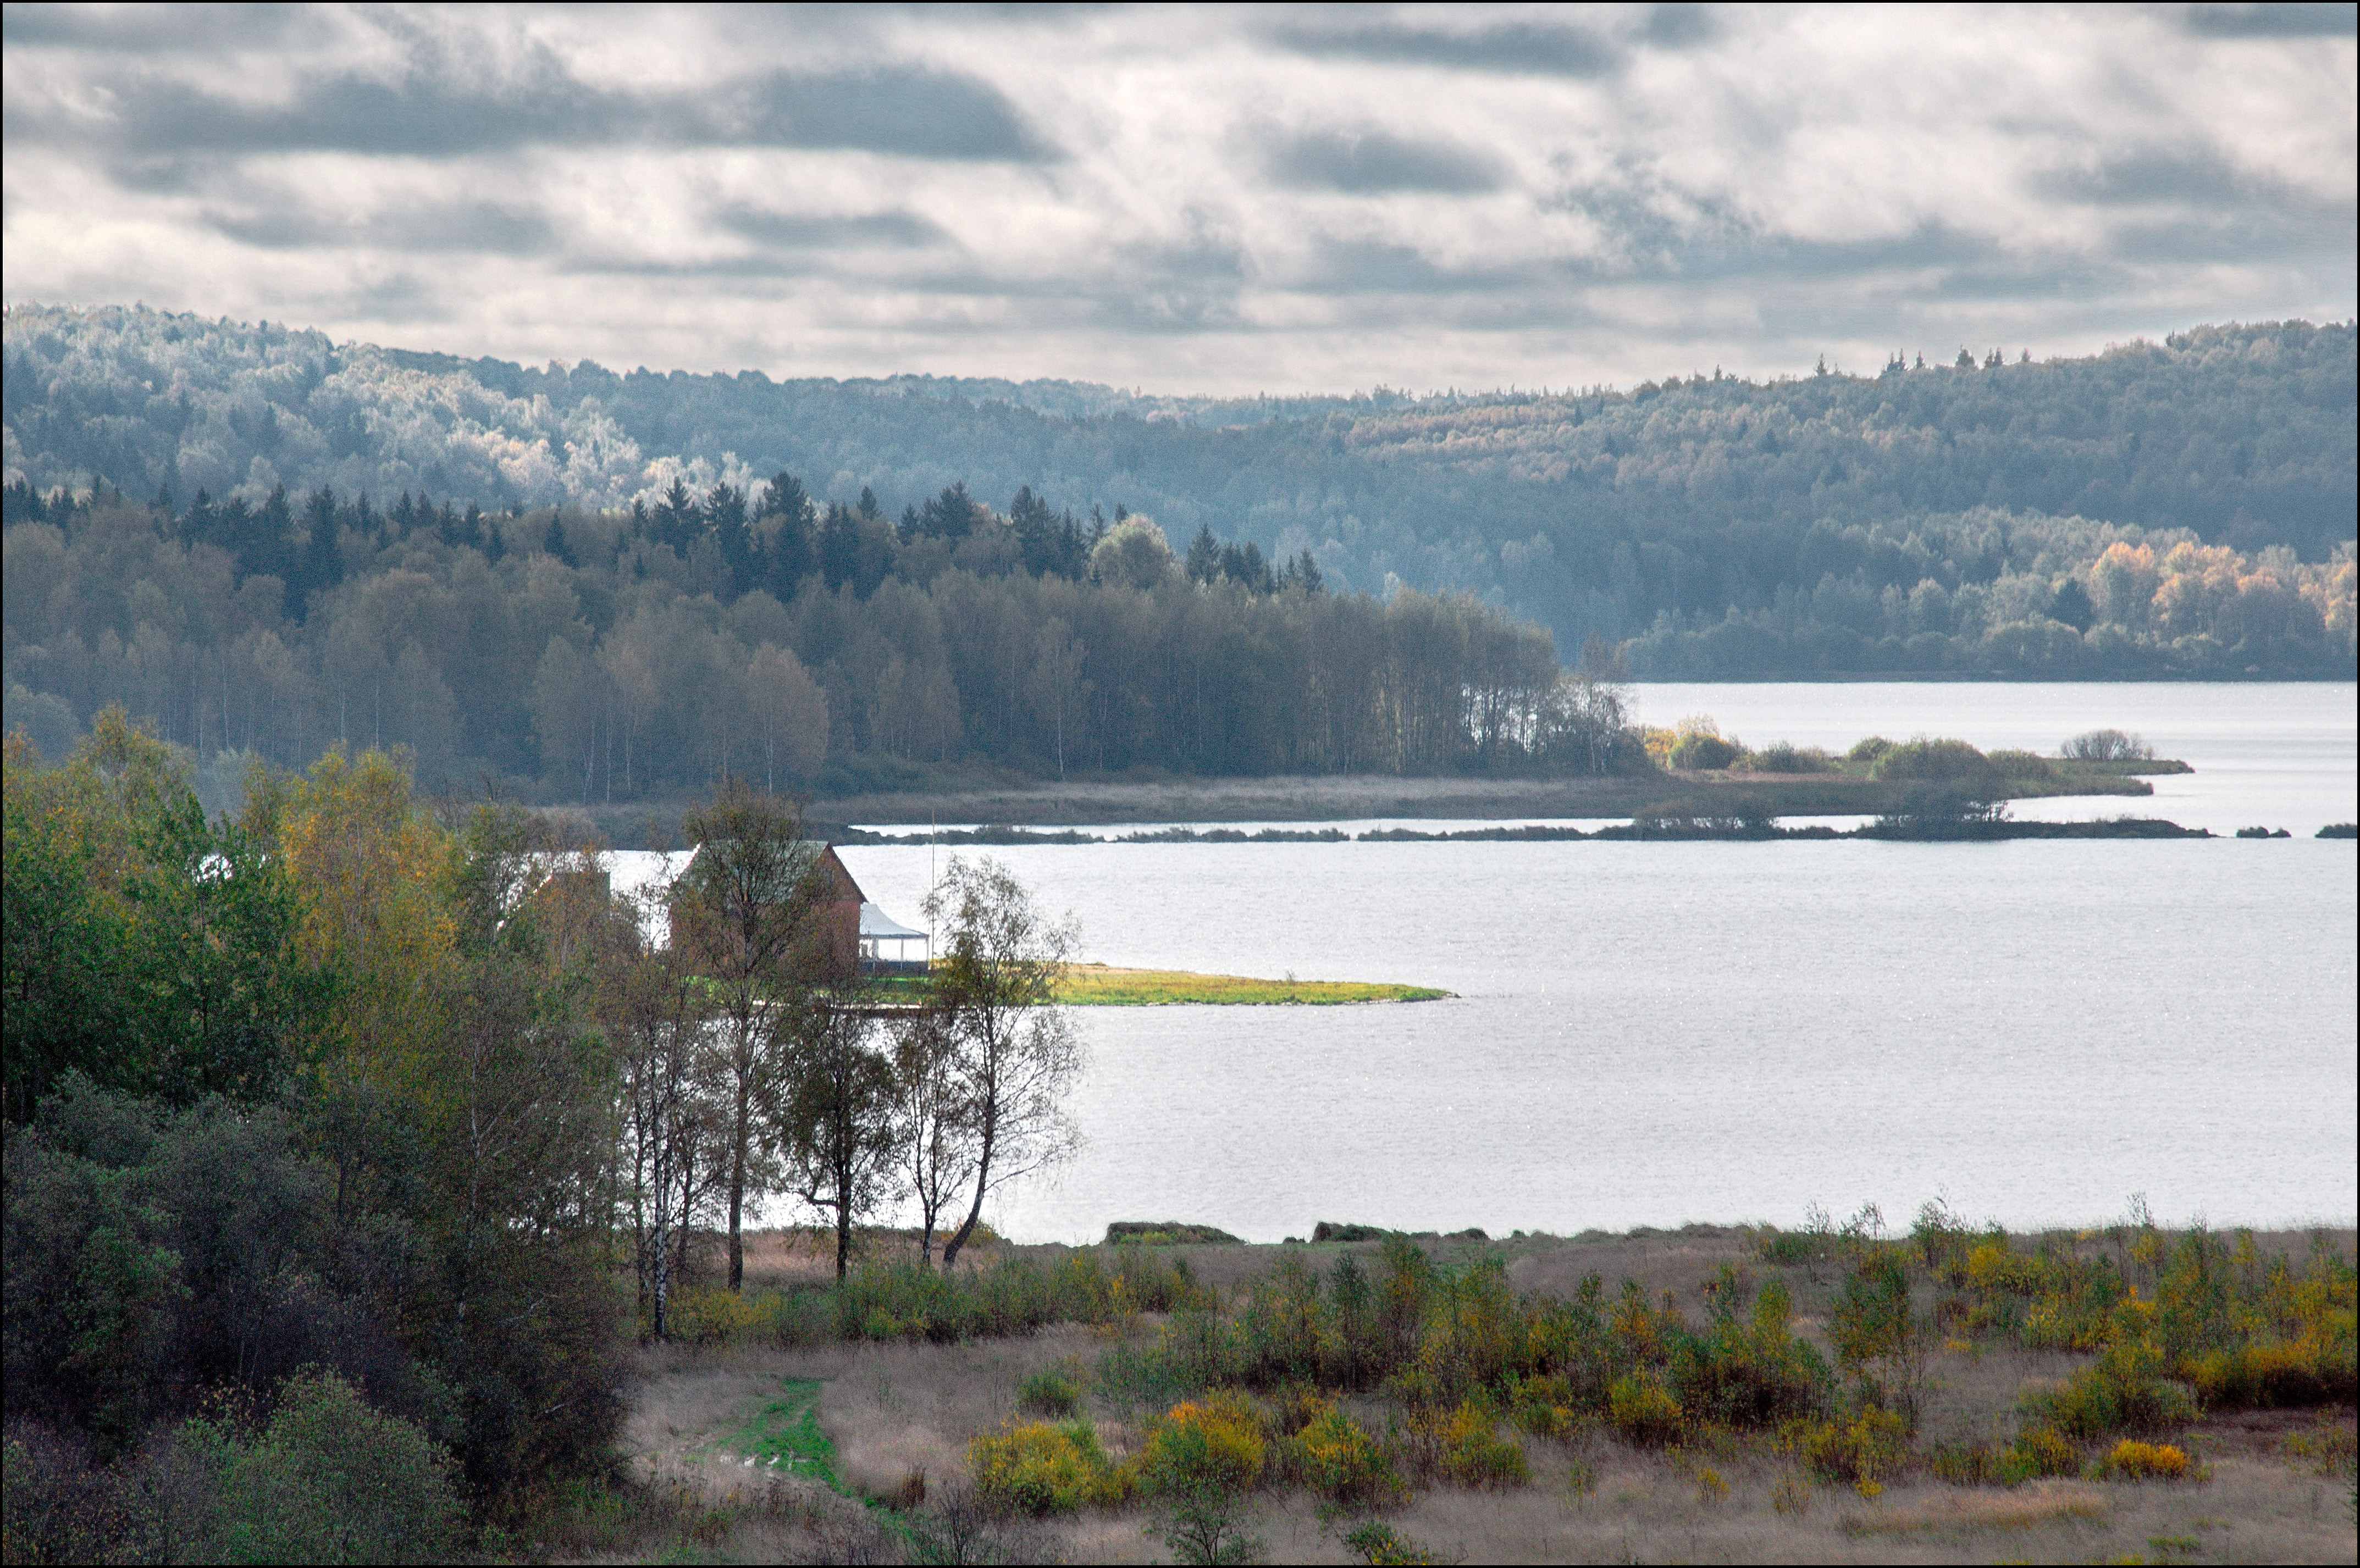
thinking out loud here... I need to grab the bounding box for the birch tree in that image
[676,782,836,1291]
[925,858,1084,1272]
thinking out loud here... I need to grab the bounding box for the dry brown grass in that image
[600,1228,2359,1565]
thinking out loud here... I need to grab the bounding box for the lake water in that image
[834,683,2357,1243]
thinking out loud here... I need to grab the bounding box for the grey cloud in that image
[2177,3,2356,37]
[206,200,556,255]
[0,3,301,52]
[1272,18,1623,77]
[1640,5,1721,49]
[714,208,948,250]
[13,61,1053,163]
[1265,130,1507,194]
[706,71,1051,160]
[2037,147,2262,206]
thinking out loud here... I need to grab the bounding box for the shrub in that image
[2062,728,2153,762]
[1296,1407,1406,1508]
[2098,1439,2191,1481]
[1104,1222,1243,1245]
[2022,1334,2198,1439]
[1986,749,2059,782]
[1671,1277,1832,1428]
[1018,1367,1084,1418]
[1345,1519,1441,1565]
[206,1370,462,1564]
[1870,735,2000,785]
[1927,1438,2000,1486]
[2186,1337,2358,1410]
[2000,1425,2082,1483]
[668,1286,760,1347]
[1608,1373,1683,1447]
[968,1420,1121,1516]
[1669,732,1742,771]
[1799,1409,1908,1487]
[1435,1403,1529,1488]
[1141,1396,1266,1498]
[1311,1222,1390,1243]
[1745,741,1837,774]
[1157,1484,1265,1566]
[1847,736,1894,764]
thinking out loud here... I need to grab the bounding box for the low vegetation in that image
[499,1209,2353,1564]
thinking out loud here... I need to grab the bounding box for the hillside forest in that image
[4,306,2341,721]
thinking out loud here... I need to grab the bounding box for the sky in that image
[3,2,2354,395]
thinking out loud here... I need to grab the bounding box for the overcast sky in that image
[4,3,2353,394]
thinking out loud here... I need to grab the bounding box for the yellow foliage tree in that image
[247,748,460,1099]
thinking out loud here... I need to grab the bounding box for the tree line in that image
[5,305,2351,668]
[3,719,1085,1553]
[4,477,1633,801]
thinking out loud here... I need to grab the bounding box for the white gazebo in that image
[858,901,930,973]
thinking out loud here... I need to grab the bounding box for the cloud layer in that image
[4,2,2353,392]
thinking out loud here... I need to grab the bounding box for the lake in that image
[835,682,2357,1243]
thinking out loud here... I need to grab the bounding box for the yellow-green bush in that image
[1435,1403,1529,1488]
[2021,1326,2197,1439]
[1507,1373,1576,1438]
[1140,1395,1265,1498]
[2187,1333,2357,1410]
[667,1286,761,1347]
[968,1421,1123,1515]
[1999,1425,2081,1483]
[1798,1408,1908,1486]
[1608,1372,1683,1447]
[2097,1439,2191,1481]
[1296,1406,1406,1507]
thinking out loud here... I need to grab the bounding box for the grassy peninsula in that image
[1052,963,1449,1005]
[872,964,1450,1005]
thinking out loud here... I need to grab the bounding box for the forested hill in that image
[4,304,2355,686]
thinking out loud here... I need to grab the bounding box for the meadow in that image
[537,1210,2358,1565]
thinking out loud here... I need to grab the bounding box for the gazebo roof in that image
[859,902,927,940]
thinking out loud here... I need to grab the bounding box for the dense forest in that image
[6,305,2354,685]
[2,474,1621,800]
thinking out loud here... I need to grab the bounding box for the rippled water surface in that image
[829,683,2359,1243]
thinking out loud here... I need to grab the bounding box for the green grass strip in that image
[708,1377,841,1491]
